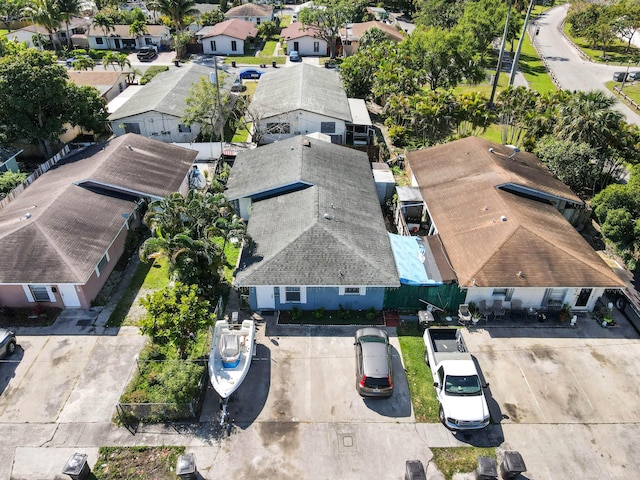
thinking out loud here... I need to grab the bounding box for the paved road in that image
[534,4,640,126]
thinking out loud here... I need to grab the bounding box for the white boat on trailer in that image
[209,318,255,422]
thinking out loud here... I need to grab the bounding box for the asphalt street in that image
[533,4,640,126]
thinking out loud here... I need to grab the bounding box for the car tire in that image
[616,297,627,310]
[438,405,446,425]
[6,340,16,356]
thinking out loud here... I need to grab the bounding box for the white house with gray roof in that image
[108,64,233,143]
[249,63,353,145]
[225,135,400,312]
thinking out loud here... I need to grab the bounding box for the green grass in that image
[563,22,640,66]
[219,239,241,284]
[480,123,503,144]
[431,447,497,480]
[106,257,169,327]
[519,33,556,93]
[232,120,250,142]
[397,322,440,423]
[140,66,169,85]
[94,446,185,480]
[0,29,8,36]
[608,79,640,108]
[223,56,286,65]
[279,15,293,28]
[260,40,278,56]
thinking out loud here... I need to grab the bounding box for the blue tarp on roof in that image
[388,233,442,286]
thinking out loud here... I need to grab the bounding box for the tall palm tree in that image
[23,0,62,50]
[56,0,79,49]
[148,0,199,58]
[92,11,115,45]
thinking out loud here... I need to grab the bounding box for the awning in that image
[388,233,444,286]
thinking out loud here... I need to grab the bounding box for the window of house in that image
[96,253,109,276]
[256,18,261,25]
[266,122,290,134]
[29,285,51,302]
[321,122,336,134]
[123,122,141,134]
[178,124,191,133]
[210,40,216,51]
[285,287,301,302]
[313,41,319,52]
[96,37,104,45]
[231,40,237,51]
[492,288,514,300]
[340,286,364,295]
[145,37,153,45]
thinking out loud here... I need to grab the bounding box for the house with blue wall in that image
[225,135,400,312]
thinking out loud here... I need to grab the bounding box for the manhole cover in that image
[337,432,357,452]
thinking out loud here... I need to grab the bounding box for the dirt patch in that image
[278,309,384,325]
[0,307,61,327]
[94,446,185,480]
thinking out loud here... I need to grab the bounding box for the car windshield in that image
[360,335,386,343]
[444,375,482,396]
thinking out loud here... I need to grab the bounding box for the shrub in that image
[140,66,169,85]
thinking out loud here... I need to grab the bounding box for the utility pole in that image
[509,0,536,86]
[489,0,512,108]
[210,57,226,162]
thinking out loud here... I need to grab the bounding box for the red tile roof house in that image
[0,134,196,310]
[280,22,328,57]
[196,19,258,55]
[405,136,625,314]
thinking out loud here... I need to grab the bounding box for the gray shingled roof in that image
[108,63,229,121]
[249,63,352,122]
[0,134,196,284]
[227,136,399,287]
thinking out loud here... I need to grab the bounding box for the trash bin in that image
[231,60,236,68]
[475,456,497,480]
[405,460,426,480]
[62,453,90,480]
[500,451,527,479]
[272,61,277,68]
[174,60,180,67]
[176,453,198,480]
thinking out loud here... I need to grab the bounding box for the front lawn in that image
[608,79,640,109]
[397,322,440,423]
[431,447,497,480]
[564,22,640,66]
[519,33,556,93]
[223,55,286,65]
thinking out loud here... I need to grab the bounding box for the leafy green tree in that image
[92,10,115,37]
[612,0,640,53]
[140,283,215,359]
[0,49,108,158]
[414,0,465,29]
[568,2,616,55]
[23,0,63,50]
[148,0,199,58]
[299,0,368,58]
[455,0,508,58]
[182,75,230,142]
[0,170,28,197]
[339,41,391,98]
[601,209,636,246]
[533,138,602,196]
[0,0,26,32]
[359,27,389,48]
[129,19,148,38]
[200,9,224,26]
[257,19,277,39]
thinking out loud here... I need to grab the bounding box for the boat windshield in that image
[445,375,482,396]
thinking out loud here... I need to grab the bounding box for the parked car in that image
[231,75,244,92]
[239,68,265,79]
[137,46,158,61]
[628,71,640,81]
[0,328,17,358]
[65,55,91,67]
[354,327,393,398]
[289,50,302,62]
[613,71,629,82]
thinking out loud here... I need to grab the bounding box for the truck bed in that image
[425,328,472,363]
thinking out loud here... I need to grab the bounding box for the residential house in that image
[0,134,196,310]
[225,3,274,25]
[404,136,625,313]
[196,19,258,55]
[67,70,130,103]
[6,17,91,48]
[339,21,404,56]
[225,135,400,312]
[86,24,171,50]
[280,22,327,56]
[109,63,234,143]
[250,63,373,145]
[0,145,23,174]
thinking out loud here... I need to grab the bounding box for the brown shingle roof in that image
[340,21,404,42]
[281,22,321,40]
[225,3,273,17]
[0,134,196,284]
[407,137,623,288]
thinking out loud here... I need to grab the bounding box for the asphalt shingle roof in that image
[249,63,352,122]
[0,134,196,284]
[406,136,623,288]
[227,136,399,287]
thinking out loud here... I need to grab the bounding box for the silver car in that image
[0,328,17,358]
[354,327,393,398]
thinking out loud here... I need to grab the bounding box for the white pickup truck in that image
[423,327,490,430]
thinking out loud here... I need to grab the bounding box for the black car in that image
[613,71,629,82]
[137,46,158,61]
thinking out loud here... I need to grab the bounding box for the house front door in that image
[58,284,81,308]
[256,286,275,310]
[575,288,593,308]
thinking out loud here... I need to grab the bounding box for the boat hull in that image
[209,319,255,399]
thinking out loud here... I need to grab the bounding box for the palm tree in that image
[115,53,131,71]
[148,0,199,58]
[102,50,117,70]
[129,19,148,42]
[57,0,79,49]
[23,0,62,50]
[92,11,115,45]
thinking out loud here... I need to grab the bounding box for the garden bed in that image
[278,308,384,325]
[0,306,61,327]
